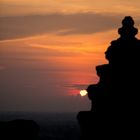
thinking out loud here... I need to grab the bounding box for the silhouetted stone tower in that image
[77,16,140,140]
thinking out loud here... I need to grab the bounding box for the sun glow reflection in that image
[80,90,88,97]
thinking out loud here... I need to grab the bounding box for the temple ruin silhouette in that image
[77,16,140,140]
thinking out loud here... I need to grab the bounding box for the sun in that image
[80,90,88,97]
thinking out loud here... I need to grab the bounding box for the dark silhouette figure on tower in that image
[77,16,140,140]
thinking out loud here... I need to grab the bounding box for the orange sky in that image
[0,0,140,112]
[0,0,140,16]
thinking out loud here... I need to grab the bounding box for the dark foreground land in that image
[0,111,80,140]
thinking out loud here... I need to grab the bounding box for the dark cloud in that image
[1,13,137,41]
[64,84,88,90]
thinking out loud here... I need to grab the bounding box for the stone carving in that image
[77,16,140,140]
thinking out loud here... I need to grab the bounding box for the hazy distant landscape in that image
[0,112,81,140]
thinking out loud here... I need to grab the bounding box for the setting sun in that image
[80,90,88,97]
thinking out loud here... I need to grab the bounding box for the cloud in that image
[64,84,89,90]
[0,13,135,41]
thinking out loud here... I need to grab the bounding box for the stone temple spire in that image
[77,16,140,140]
[118,16,138,38]
[105,16,140,65]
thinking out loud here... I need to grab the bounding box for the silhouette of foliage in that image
[0,119,40,140]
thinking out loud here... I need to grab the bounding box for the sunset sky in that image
[0,0,140,112]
